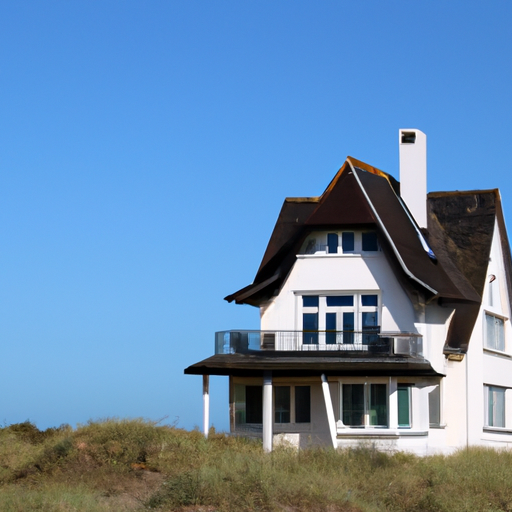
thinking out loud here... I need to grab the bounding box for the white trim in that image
[321,374,337,448]
[202,375,210,438]
[483,427,512,434]
[336,430,428,438]
[347,158,437,295]
[262,373,273,452]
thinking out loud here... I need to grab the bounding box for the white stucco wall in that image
[260,251,417,334]
[441,219,512,452]
[237,221,512,454]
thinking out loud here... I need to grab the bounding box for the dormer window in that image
[342,232,355,252]
[362,232,379,251]
[327,233,338,254]
[299,230,379,255]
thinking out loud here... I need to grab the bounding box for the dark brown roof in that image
[184,352,443,378]
[427,189,512,352]
[223,158,512,354]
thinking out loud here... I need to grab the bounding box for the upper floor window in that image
[302,294,380,345]
[485,313,505,352]
[301,230,379,255]
[342,232,355,252]
[327,233,338,254]
[362,232,379,251]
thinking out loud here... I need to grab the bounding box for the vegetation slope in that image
[1,419,511,511]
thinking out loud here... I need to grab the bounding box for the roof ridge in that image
[429,189,499,198]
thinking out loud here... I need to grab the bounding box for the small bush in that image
[0,421,69,445]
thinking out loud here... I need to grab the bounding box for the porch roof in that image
[184,352,443,378]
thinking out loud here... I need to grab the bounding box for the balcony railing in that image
[215,330,423,357]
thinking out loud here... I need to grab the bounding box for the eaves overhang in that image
[184,353,444,378]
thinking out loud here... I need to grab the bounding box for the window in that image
[485,313,505,351]
[362,232,379,251]
[234,384,263,424]
[300,230,380,255]
[397,385,411,427]
[342,232,355,252]
[235,385,310,426]
[327,233,338,254]
[302,294,379,345]
[274,385,311,424]
[428,385,441,427]
[295,386,311,423]
[275,386,290,423]
[341,383,387,427]
[246,386,263,423]
[303,296,319,344]
[485,385,505,428]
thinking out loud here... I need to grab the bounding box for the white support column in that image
[262,371,273,452]
[203,375,210,438]
[321,374,337,449]
[388,377,398,430]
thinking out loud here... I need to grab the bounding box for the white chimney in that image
[399,128,427,229]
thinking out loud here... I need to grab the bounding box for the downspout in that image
[466,351,469,450]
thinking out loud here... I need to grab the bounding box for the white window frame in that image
[484,385,506,428]
[300,230,380,255]
[274,385,311,424]
[428,383,442,428]
[339,378,389,428]
[301,292,380,345]
[397,384,412,428]
[484,312,506,353]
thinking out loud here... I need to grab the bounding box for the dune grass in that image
[1,419,512,511]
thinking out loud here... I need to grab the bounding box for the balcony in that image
[215,330,423,357]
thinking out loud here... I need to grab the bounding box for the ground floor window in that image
[275,385,311,423]
[234,385,263,424]
[428,384,441,427]
[485,385,506,428]
[341,383,387,427]
[397,384,412,428]
[234,384,311,425]
[340,380,416,429]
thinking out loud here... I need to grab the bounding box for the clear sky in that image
[1,1,511,432]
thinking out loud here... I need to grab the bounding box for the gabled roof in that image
[226,157,478,306]
[427,189,512,353]
[224,157,512,354]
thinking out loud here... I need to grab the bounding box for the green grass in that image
[1,419,512,511]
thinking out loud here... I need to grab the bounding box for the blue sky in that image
[1,1,511,431]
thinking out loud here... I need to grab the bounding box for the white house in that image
[185,129,512,455]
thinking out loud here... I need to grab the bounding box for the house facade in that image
[185,129,512,455]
